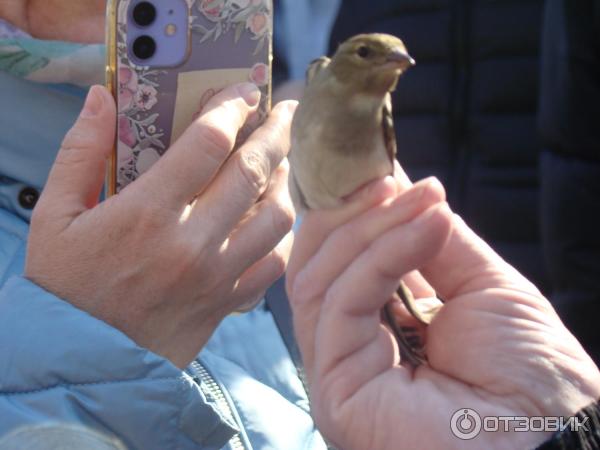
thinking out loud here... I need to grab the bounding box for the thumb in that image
[41,85,116,220]
[420,214,541,301]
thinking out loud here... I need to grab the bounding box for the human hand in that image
[0,0,106,43]
[286,168,600,450]
[26,84,297,369]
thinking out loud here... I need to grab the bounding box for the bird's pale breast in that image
[290,75,393,210]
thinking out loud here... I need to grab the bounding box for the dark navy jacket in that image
[538,0,600,364]
[539,0,600,162]
[330,0,548,291]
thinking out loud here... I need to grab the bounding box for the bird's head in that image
[329,34,415,95]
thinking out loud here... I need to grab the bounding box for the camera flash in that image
[165,24,177,36]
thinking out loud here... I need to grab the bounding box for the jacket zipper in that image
[189,361,246,450]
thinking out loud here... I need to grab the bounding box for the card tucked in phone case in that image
[111,0,272,193]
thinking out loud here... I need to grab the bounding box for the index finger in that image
[286,177,397,294]
[132,83,261,208]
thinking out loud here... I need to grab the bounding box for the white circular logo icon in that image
[450,408,482,440]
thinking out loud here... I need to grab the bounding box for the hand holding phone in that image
[27,82,296,368]
[25,0,297,368]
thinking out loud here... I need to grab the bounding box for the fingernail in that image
[81,86,104,118]
[238,83,261,107]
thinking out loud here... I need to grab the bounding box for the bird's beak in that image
[386,48,416,72]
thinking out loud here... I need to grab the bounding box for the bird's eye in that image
[357,46,370,58]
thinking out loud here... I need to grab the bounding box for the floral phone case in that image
[106,0,273,195]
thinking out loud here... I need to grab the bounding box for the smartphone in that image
[105,0,273,196]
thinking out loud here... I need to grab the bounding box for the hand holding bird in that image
[285,33,600,450]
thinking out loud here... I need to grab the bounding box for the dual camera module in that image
[128,0,188,67]
[132,2,158,60]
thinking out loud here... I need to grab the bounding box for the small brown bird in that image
[289,33,436,366]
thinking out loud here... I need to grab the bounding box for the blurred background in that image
[272,0,600,365]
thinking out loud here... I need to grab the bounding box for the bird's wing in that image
[382,93,397,171]
[305,56,331,85]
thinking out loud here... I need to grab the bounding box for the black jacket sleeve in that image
[536,400,600,450]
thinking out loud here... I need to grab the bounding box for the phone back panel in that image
[107,0,273,194]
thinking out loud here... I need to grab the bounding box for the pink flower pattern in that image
[194,0,272,53]
[118,67,138,113]
[246,12,268,36]
[135,84,158,111]
[249,63,269,86]
[118,115,136,147]
[115,0,271,191]
[199,0,225,22]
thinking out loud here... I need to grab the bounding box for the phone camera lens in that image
[133,1,157,27]
[133,35,157,60]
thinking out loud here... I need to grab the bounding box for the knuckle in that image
[236,150,269,195]
[368,244,397,281]
[134,206,170,235]
[61,125,86,148]
[171,239,201,271]
[195,262,224,297]
[55,145,92,168]
[270,200,295,237]
[263,121,289,158]
[223,97,248,125]
[59,122,104,159]
[196,122,234,163]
